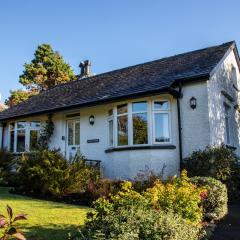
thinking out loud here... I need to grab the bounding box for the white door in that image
[66,119,80,160]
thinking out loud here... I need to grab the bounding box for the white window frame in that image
[131,101,148,146]
[107,110,114,147]
[152,99,171,145]
[116,103,129,147]
[66,118,81,147]
[224,103,231,145]
[107,98,172,148]
[8,121,41,153]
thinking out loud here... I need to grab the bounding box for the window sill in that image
[105,145,176,153]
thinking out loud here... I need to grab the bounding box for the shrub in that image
[16,149,100,197]
[79,182,202,240]
[83,179,122,204]
[144,170,205,223]
[0,149,17,186]
[0,205,27,240]
[183,145,240,202]
[191,177,228,221]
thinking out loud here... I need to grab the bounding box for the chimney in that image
[79,60,91,79]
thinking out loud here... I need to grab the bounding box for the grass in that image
[0,187,90,240]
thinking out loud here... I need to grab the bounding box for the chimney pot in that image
[79,60,91,79]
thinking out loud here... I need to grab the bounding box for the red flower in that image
[200,191,207,200]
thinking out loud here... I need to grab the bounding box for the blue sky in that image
[0,0,240,101]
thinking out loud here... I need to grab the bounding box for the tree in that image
[5,89,37,107]
[6,44,76,106]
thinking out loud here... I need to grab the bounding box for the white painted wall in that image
[180,81,210,157]
[208,49,240,155]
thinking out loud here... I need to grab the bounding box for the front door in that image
[66,119,80,160]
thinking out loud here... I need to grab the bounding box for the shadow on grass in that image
[21,224,81,240]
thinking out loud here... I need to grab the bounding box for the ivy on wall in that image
[38,114,54,149]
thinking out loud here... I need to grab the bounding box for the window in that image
[108,110,114,147]
[117,104,128,146]
[67,120,80,146]
[224,104,231,144]
[16,122,26,152]
[153,101,170,143]
[29,121,41,151]
[132,102,148,144]
[107,99,171,148]
[9,121,41,152]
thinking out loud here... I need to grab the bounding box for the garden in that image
[0,144,239,239]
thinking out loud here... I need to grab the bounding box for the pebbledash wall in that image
[2,49,240,179]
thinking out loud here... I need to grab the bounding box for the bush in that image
[0,149,17,186]
[80,182,202,240]
[183,145,240,202]
[83,179,122,205]
[191,177,228,221]
[15,149,100,197]
[144,170,205,223]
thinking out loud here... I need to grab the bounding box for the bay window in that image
[108,99,171,148]
[9,121,41,152]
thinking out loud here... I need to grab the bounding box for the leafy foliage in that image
[79,181,202,240]
[15,149,100,197]
[38,115,54,149]
[5,89,37,107]
[0,205,27,240]
[191,177,228,221]
[19,44,76,91]
[144,170,205,223]
[6,44,76,106]
[0,149,17,186]
[183,145,240,202]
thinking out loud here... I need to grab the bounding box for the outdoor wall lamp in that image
[89,115,95,125]
[190,97,197,110]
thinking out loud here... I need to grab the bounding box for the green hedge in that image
[191,176,228,221]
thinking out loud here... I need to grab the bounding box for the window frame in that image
[107,97,172,148]
[152,99,171,145]
[9,120,41,153]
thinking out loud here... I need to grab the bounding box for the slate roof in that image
[0,41,236,121]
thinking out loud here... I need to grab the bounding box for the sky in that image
[0,0,240,102]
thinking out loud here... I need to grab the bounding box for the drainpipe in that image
[0,122,3,150]
[176,83,183,171]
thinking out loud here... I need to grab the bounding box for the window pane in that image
[17,122,26,129]
[30,121,41,128]
[10,131,14,152]
[133,113,148,144]
[68,121,74,145]
[117,104,128,115]
[132,102,147,112]
[30,130,39,151]
[17,130,25,152]
[109,119,114,146]
[117,115,128,145]
[154,113,170,142]
[154,101,169,110]
[75,121,80,145]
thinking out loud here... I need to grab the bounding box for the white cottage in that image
[1,41,240,179]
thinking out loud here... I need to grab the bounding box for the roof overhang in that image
[0,87,180,122]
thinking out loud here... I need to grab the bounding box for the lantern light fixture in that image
[190,97,197,109]
[89,115,95,125]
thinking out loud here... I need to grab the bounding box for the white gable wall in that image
[208,49,240,155]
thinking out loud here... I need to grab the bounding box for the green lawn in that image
[0,187,90,240]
